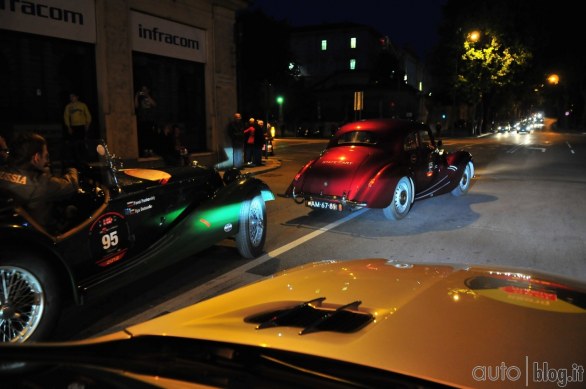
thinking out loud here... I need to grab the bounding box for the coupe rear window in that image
[337,131,377,145]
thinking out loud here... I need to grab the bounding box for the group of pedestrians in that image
[226,113,268,169]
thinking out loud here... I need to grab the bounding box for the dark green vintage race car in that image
[0,140,275,343]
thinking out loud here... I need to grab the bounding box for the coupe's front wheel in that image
[383,177,412,221]
[235,194,267,258]
[0,255,61,343]
[451,161,473,196]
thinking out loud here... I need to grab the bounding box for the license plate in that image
[306,199,343,211]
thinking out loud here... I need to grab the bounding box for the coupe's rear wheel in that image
[235,194,267,258]
[0,255,61,343]
[451,161,473,196]
[383,177,412,220]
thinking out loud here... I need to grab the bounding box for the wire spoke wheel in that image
[248,196,265,247]
[0,266,44,343]
[236,194,267,258]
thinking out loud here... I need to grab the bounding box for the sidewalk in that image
[133,153,282,174]
[224,157,282,177]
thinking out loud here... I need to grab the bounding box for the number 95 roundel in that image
[89,212,130,267]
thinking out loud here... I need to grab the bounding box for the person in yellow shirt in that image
[64,93,92,140]
[63,93,92,167]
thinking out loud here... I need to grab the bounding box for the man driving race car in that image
[0,132,79,233]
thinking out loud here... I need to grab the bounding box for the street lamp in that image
[545,73,565,129]
[276,95,284,124]
[467,30,481,43]
[547,73,559,85]
[463,29,482,134]
[449,29,482,134]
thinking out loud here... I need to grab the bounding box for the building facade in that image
[0,0,246,164]
[289,23,431,132]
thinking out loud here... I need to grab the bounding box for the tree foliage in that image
[430,0,585,129]
[457,29,531,104]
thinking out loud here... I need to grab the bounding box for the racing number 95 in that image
[102,231,119,250]
[89,212,130,265]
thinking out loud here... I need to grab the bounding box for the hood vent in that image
[244,297,374,335]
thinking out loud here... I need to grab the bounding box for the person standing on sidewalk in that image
[244,118,256,166]
[226,112,244,168]
[64,92,92,140]
[63,92,92,167]
[253,119,265,166]
[135,85,158,157]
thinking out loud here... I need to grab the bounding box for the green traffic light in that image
[276,96,284,104]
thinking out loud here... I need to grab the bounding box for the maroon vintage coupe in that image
[285,118,474,220]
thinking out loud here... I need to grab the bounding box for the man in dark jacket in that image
[0,132,79,232]
[226,112,244,168]
[0,135,8,166]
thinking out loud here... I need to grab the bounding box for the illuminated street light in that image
[547,73,559,85]
[463,29,482,135]
[467,30,481,43]
[276,95,284,124]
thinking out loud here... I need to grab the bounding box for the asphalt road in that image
[55,127,586,341]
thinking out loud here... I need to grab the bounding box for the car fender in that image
[137,176,275,263]
[190,175,274,239]
[353,162,412,209]
[0,224,80,304]
[444,151,474,188]
[284,159,317,198]
[217,176,275,205]
[444,149,472,168]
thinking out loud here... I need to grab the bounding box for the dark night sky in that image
[249,0,447,60]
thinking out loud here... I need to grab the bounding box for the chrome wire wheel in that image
[0,266,44,343]
[236,194,267,258]
[248,196,265,247]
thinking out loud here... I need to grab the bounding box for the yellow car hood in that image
[116,259,586,388]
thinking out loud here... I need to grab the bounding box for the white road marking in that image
[506,144,524,154]
[525,147,546,152]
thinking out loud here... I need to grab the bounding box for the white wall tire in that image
[451,161,473,196]
[383,177,412,221]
